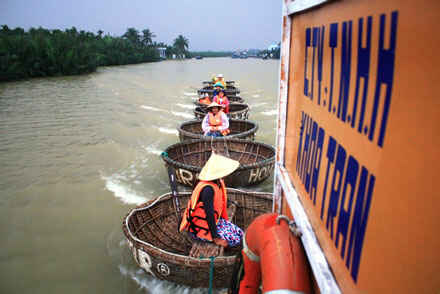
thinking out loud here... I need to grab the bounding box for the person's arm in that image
[224,96,230,107]
[199,186,219,239]
[201,114,210,134]
[224,97,230,113]
[218,112,229,131]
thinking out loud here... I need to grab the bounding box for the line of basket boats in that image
[123,80,276,289]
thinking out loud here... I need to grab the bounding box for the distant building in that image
[157,47,167,59]
[231,50,250,59]
[231,51,241,58]
[247,49,260,57]
[268,43,280,51]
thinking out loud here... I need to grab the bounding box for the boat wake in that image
[158,127,179,136]
[251,102,268,108]
[144,145,163,156]
[262,109,277,116]
[141,105,193,120]
[140,105,166,112]
[183,92,198,96]
[175,103,195,110]
[118,263,222,294]
[107,228,211,294]
[119,264,215,294]
[171,111,193,119]
[102,174,147,205]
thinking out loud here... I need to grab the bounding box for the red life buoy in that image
[239,213,312,294]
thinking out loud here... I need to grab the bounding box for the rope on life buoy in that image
[237,213,312,294]
[276,214,302,237]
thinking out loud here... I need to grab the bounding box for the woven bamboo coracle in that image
[193,95,244,108]
[202,80,235,87]
[197,86,240,96]
[227,95,245,104]
[160,138,275,187]
[194,103,249,120]
[122,189,272,289]
[177,119,258,142]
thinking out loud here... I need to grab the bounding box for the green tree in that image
[141,29,155,46]
[173,35,189,58]
[0,25,163,82]
[1,25,10,35]
[122,28,140,46]
[273,42,281,59]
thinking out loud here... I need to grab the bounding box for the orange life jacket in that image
[208,112,230,136]
[214,78,226,88]
[179,180,229,241]
[199,97,211,105]
[213,95,230,113]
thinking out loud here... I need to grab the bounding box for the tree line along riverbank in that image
[0,25,191,82]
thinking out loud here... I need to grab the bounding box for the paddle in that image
[167,165,181,232]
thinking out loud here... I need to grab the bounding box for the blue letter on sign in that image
[336,155,359,257]
[328,23,338,113]
[326,144,346,239]
[304,28,311,97]
[354,16,372,132]
[346,167,375,281]
[338,21,352,122]
[369,11,398,147]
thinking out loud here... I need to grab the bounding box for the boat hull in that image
[178,119,258,142]
[122,189,273,289]
[194,103,250,120]
[194,95,245,108]
[198,87,240,96]
[161,138,275,187]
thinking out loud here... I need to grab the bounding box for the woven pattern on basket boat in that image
[197,86,240,95]
[178,119,258,142]
[194,95,244,108]
[194,103,249,120]
[122,189,272,288]
[162,138,274,171]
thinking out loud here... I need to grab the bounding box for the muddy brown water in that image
[0,57,279,293]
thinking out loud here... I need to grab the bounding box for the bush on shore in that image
[0,25,162,82]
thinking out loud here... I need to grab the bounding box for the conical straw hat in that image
[206,101,222,109]
[198,153,240,181]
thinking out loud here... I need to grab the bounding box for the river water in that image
[0,57,279,294]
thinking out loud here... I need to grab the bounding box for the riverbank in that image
[0,26,163,82]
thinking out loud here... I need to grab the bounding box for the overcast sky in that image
[1,0,282,51]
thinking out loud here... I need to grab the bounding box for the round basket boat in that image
[202,80,236,87]
[194,103,249,120]
[160,138,275,187]
[198,86,240,96]
[122,188,272,289]
[178,119,258,142]
[193,95,245,108]
[228,95,245,104]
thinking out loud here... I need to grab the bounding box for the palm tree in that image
[0,25,10,35]
[123,28,140,46]
[173,35,189,58]
[141,29,155,47]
